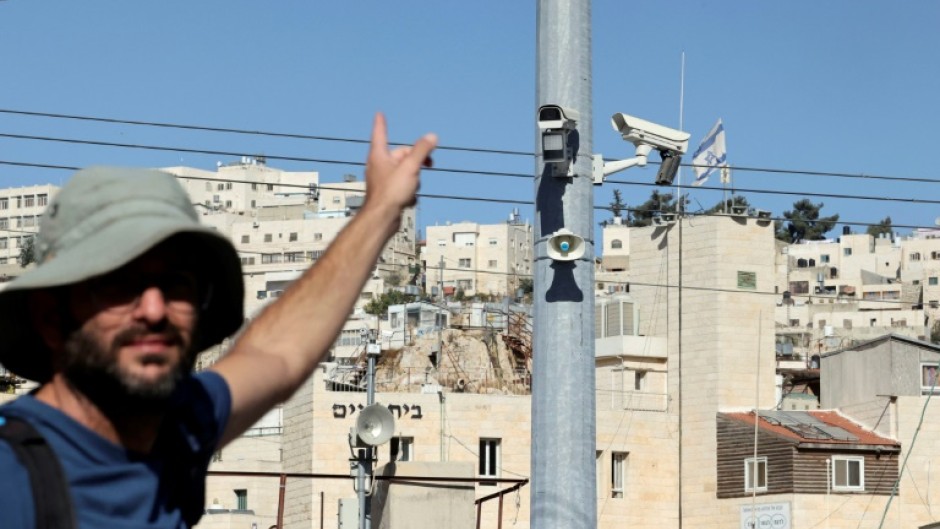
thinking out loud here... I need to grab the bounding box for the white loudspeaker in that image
[354,403,396,446]
[546,229,585,262]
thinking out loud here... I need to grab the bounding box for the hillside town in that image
[2,160,940,529]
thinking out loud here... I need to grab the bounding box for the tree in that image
[610,189,630,223]
[363,290,413,316]
[775,199,839,243]
[705,195,749,215]
[18,236,36,268]
[628,190,688,227]
[518,277,533,295]
[866,216,892,238]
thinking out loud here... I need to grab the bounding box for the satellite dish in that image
[354,403,395,446]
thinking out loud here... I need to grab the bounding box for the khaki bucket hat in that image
[0,166,244,382]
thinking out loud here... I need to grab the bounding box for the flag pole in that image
[676,51,685,213]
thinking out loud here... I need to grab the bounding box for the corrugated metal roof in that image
[722,410,898,447]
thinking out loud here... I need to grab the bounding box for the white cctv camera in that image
[610,113,690,154]
[538,105,579,131]
[596,113,690,186]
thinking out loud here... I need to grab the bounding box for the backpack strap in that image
[0,415,77,529]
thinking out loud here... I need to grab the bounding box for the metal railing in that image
[324,366,532,395]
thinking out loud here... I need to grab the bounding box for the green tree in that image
[518,277,533,295]
[705,195,750,215]
[363,290,413,316]
[775,199,839,243]
[18,236,36,268]
[600,189,629,227]
[866,216,893,238]
[628,190,688,227]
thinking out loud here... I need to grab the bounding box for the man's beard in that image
[60,322,195,415]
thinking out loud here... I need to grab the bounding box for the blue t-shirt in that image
[0,371,231,529]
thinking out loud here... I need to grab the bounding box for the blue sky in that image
[2,1,939,247]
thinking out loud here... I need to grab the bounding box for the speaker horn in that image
[354,403,396,446]
[546,228,585,262]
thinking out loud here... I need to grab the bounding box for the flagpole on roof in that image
[676,51,686,214]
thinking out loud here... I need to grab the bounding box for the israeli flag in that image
[691,119,727,187]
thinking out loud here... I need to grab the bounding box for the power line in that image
[6,107,940,185]
[3,129,939,210]
[7,159,940,231]
[0,108,534,157]
[0,133,532,179]
[609,178,940,207]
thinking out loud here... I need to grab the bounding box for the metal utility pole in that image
[355,331,380,529]
[532,2,596,529]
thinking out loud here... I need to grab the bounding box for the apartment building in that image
[423,213,532,298]
[0,184,57,266]
[165,161,416,321]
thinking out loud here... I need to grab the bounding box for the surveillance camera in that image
[655,150,682,186]
[610,113,690,155]
[538,105,580,131]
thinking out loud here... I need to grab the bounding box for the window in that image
[217,183,224,191]
[831,456,864,491]
[0,238,6,249]
[14,196,21,208]
[289,232,298,242]
[488,238,498,246]
[0,198,7,210]
[488,260,497,268]
[241,235,249,244]
[459,258,471,268]
[844,248,853,256]
[611,452,627,498]
[225,200,232,208]
[314,233,323,241]
[912,252,921,261]
[264,234,273,243]
[226,182,233,190]
[737,271,757,290]
[820,254,830,263]
[921,363,940,394]
[611,239,623,250]
[479,438,500,480]
[437,239,446,247]
[745,457,768,492]
[267,184,274,191]
[0,218,6,229]
[251,183,258,191]
[24,196,35,208]
[234,489,248,510]
[634,370,647,391]
[212,195,220,204]
[390,436,414,462]
[930,277,938,286]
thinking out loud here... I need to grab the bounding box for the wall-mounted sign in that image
[740,502,790,529]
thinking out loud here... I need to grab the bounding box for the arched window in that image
[611,239,623,249]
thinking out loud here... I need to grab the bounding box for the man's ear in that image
[28,289,66,353]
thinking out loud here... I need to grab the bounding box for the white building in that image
[423,213,532,299]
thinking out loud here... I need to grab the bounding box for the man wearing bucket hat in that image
[0,113,436,528]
